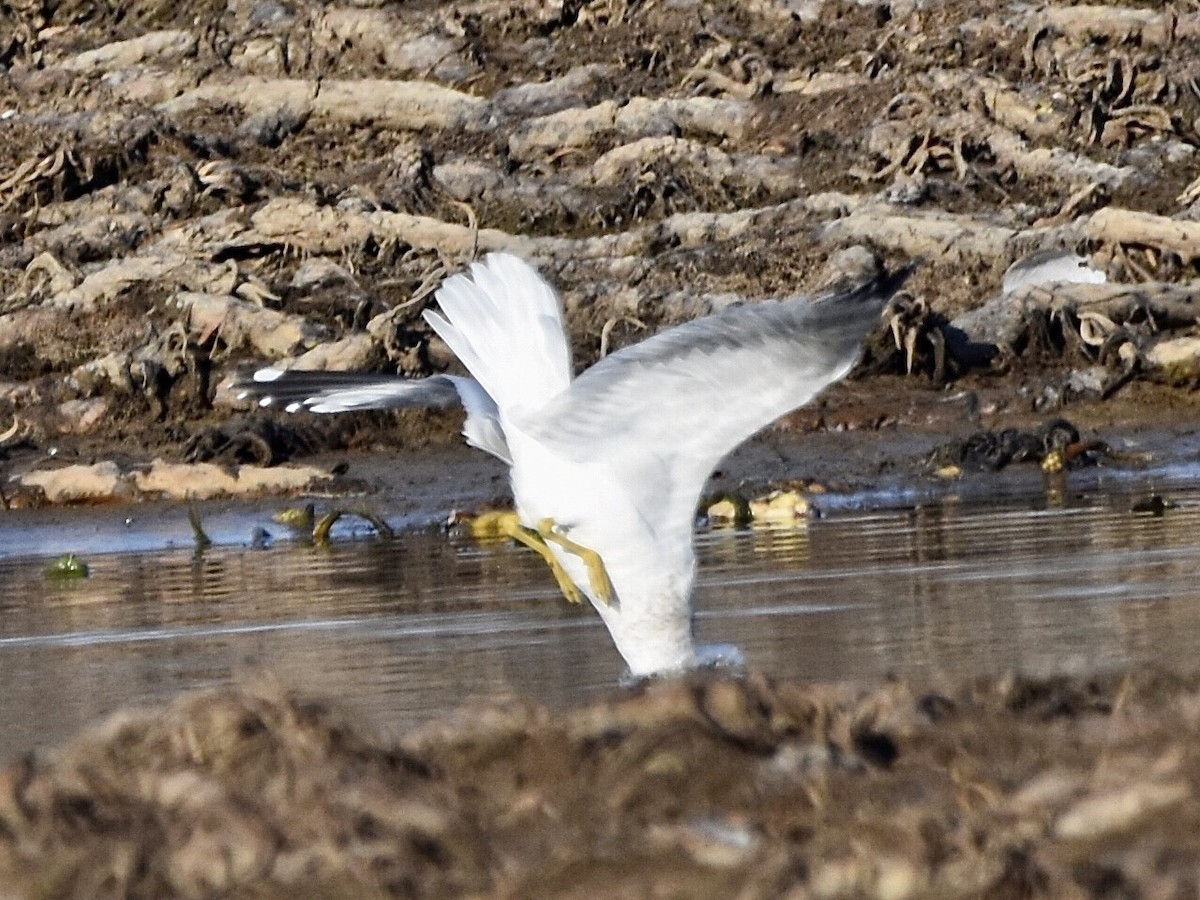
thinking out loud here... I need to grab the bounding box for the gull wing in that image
[522,266,913,536]
[423,252,573,419]
[235,368,511,464]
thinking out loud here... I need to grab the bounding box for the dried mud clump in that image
[2,668,1200,898]
[0,681,491,899]
[3,0,1200,484]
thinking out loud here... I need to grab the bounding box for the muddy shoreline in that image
[3,369,1199,518]
[2,392,1199,558]
[4,0,1200,503]
[4,667,1200,899]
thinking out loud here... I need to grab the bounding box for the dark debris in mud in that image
[927,416,1111,473]
[183,414,325,466]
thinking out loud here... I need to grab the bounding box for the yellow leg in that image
[536,518,615,606]
[496,513,585,605]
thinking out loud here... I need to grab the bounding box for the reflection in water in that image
[4,483,1200,762]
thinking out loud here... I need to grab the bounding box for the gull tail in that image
[422,253,573,418]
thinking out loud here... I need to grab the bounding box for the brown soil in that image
[3,0,1200,482]
[4,0,1200,895]
[4,668,1200,899]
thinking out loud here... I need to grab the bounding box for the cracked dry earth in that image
[5,0,1200,897]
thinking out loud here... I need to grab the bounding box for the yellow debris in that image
[748,490,809,523]
[706,495,751,527]
[273,503,315,529]
[1041,449,1065,474]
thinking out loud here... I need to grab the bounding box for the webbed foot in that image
[536,517,615,606]
[496,512,585,605]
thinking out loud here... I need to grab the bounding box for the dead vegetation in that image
[2,0,1200,486]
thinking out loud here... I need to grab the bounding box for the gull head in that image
[588,563,700,677]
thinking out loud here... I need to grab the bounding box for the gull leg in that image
[536,518,615,606]
[495,512,585,605]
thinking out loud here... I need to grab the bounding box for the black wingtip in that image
[813,259,918,331]
[816,257,919,310]
[874,258,920,299]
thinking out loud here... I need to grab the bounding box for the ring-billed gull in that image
[237,253,912,676]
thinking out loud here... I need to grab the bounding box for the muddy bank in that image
[2,667,1199,899]
[4,0,1200,501]
[3,407,1196,553]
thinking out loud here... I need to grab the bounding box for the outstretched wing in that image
[238,368,461,412]
[522,266,913,537]
[234,368,511,464]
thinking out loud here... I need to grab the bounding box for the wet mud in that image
[4,668,1200,899]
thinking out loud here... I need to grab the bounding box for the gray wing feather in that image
[234,368,511,464]
[522,266,911,541]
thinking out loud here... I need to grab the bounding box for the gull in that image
[236,253,912,676]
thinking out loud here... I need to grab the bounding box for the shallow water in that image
[4,473,1200,762]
